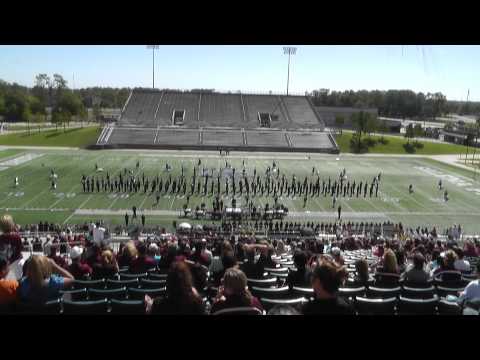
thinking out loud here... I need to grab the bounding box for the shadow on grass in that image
[45,128,82,138]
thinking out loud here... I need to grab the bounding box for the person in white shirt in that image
[93,222,106,244]
[458,263,480,304]
[453,248,470,272]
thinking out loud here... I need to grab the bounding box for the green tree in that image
[32,112,45,133]
[334,114,345,134]
[413,124,424,139]
[404,124,415,144]
[366,115,378,136]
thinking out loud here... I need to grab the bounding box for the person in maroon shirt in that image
[68,246,92,280]
[210,268,264,314]
[129,242,156,274]
[0,215,23,264]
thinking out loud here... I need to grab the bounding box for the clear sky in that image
[0,45,479,101]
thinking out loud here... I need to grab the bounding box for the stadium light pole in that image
[146,45,159,89]
[283,47,297,96]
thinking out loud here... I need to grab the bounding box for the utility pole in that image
[283,47,297,96]
[146,45,159,89]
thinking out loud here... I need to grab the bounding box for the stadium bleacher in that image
[99,89,337,153]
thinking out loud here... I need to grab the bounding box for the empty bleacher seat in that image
[247,277,277,288]
[120,273,148,280]
[63,299,109,315]
[437,299,462,315]
[89,287,127,301]
[401,286,435,299]
[106,278,139,289]
[140,278,167,289]
[213,307,264,316]
[110,299,146,315]
[128,287,166,300]
[367,286,401,299]
[355,297,397,315]
[261,298,307,311]
[338,286,366,300]
[251,286,290,300]
[60,288,88,301]
[73,279,105,290]
[291,286,314,299]
[397,296,438,315]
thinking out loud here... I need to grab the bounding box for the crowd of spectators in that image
[1,213,480,315]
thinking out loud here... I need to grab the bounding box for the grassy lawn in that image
[335,132,471,155]
[0,149,25,160]
[0,126,101,148]
[1,150,480,233]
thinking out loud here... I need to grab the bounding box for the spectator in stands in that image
[275,240,287,256]
[427,249,441,274]
[453,248,471,273]
[268,304,300,315]
[147,243,161,266]
[352,258,373,287]
[212,252,238,287]
[210,240,234,275]
[302,257,353,315]
[190,240,211,267]
[47,242,67,269]
[240,246,262,279]
[401,252,430,285]
[68,246,92,280]
[0,255,18,306]
[210,268,263,314]
[19,255,74,304]
[91,250,119,279]
[378,249,399,274]
[146,261,205,315]
[331,247,344,266]
[458,262,480,304]
[158,245,178,271]
[395,249,407,274]
[287,250,312,289]
[0,215,22,265]
[434,250,461,283]
[463,240,477,258]
[129,242,156,274]
[117,241,138,269]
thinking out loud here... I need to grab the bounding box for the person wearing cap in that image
[68,246,92,280]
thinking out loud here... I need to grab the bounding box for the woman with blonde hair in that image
[19,254,74,304]
[210,267,263,314]
[117,241,138,268]
[92,250,120,279]
[0,214,22,264]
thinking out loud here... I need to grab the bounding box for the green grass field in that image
[1,148,480,233]
[335,132,471,155]
[0,126,101,148]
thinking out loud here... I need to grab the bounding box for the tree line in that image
[310,89,480,120]
[0,75,130,132]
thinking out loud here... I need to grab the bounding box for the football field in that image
[1,148,480,233]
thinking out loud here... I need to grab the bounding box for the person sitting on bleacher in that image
[146,261,206,315]
[401,252,430,285]
[117,241,138,269]
[0,255,18,307]
[457,262,480,305]
[129,242,156,274]
[19,255,74,304]
[302,256,354,315]
[91,250,119,280]
[210,268,263,314]
[433,250,462,284]
[351,258,374,287]
[240,246,263,279]
[287,250,312,289]
[453,248,471,273]
[68,246,92,280]
[0,215,22,266]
